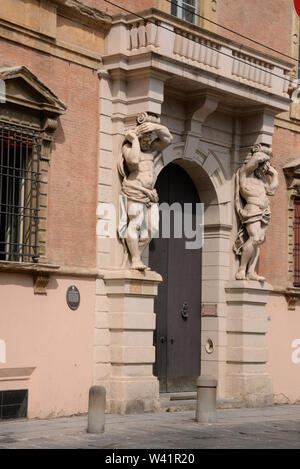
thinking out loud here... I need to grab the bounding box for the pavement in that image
[0,404,299,449]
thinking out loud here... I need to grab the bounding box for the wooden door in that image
[149,163,202,393]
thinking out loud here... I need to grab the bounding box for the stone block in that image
[110,346,155,364]
[94,363,111,380]
[94,345,110,364]
[109,312,156,331]
[110,330,153,347]
[94,329,110,346]
[227,346,268,363]
[95,311,109,328]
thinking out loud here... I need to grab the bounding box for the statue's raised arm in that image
[118,112,173,271]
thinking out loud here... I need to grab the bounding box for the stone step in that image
[159,393,245,412]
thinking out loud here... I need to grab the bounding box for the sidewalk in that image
[0,405,299,449]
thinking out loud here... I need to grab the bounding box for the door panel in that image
[149,163,202,393]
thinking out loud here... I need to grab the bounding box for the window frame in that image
[0,66,66,269]
[0,121,42,263]
[293,197,300,287]
[171,0,198,25]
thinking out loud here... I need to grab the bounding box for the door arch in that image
[149,162,202,393]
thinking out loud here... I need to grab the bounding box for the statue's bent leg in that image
[236,221,260,280]
[247,223,267,281]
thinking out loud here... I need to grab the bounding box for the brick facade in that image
[0,30,99,268]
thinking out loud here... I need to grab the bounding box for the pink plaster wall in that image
[266,293,300,404]
[0,274,95,418]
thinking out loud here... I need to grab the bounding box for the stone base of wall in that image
[109,377,160,414]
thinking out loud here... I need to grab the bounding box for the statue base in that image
[225,280,274,407]
[103,270,162,414]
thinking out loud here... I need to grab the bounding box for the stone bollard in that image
[195,375,217,423]
[87,385,106,434]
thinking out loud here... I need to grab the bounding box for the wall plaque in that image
[66,285,80,310]
[202,304,217,317]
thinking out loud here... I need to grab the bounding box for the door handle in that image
[160,336,166,343]
[170,337,174,344]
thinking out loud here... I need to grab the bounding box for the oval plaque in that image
[66,285,80,310]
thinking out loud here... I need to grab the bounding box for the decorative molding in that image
[0,66,67,114]
[285,293,298,310]
[282,159,300,290]
[0,17,103,70]
[52,0,111,31]
[33,272,50,295]
[283,158,300,190]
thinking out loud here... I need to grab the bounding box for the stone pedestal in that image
[225,280,273,407]
[103,270,162,414]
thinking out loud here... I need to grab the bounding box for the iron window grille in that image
[0,121,41,263]
[0,389,28,420]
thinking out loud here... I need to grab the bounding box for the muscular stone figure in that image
[118,112,173,270]
[234,145,279,281]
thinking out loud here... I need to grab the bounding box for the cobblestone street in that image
[0,405,299,449]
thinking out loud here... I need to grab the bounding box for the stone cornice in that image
[103,49,290,115]
[50,0,112,31]
[0,18,103,70]
[0,261,98,278]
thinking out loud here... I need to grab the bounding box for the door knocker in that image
[180,302,189,320]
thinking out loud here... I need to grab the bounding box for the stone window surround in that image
[283,159,300,309]
[0,65,67,293]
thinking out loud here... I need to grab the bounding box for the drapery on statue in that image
[118,112,173,271]
[233,144,279,281]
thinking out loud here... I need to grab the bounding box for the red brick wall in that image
[0,38,98,267]
[259,126,300,286]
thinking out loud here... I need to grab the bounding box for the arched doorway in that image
[149,162,202,393]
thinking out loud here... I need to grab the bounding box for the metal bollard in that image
[87,385,106,434]
[195,375,217,423]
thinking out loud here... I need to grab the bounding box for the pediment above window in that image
[0,65,66,135]
[0,65,67,159]
[283,158,300,190]
[0,65,66,114]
